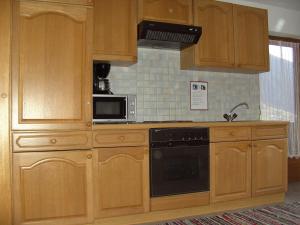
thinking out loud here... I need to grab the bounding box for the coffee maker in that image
[93,62,113,94]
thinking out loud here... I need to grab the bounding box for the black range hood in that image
[138,20,202,50]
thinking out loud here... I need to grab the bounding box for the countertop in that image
[92,120,289,130]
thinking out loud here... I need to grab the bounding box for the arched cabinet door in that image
[252,139,288,196]
[95,146,149,218]
[13,150,93,225]
[211,141,251,203]
[12,0,92,130]
[193,0,235,68]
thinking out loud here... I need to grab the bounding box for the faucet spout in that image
[229,102,249,114]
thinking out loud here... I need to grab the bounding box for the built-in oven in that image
[149,127,209,197]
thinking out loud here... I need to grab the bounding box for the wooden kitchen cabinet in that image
[13,150,93,225]
[181,1,269,73]
[234,5,269,72]
[94,146,150,218]
[93,0,137,65]
[181,0,235,69]
[211,141,251,203]
[138,0,193,25]
[12,0,92,130]
[252,139,288,196]
[28,0,94,5]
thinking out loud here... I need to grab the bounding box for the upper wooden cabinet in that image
[181,0,234,69]
[181,0,269,73]
[234,5,269,71]
[12,0,92,130]
[93,0,137,65]
[13,150,93,225]
[138,0,193,25]
[252,139,288,197]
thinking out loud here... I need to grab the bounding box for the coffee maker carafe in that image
[93,62,113,94]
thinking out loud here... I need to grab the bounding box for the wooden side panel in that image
[288,158,300,182]
[12,0,92,130]
[210,142,251,203]
[194,0,234,68]
[13,151,93,225]
[0,0,12,224]
[234,5,269,72]
[138,0,193,25]
[252,139,288,196]
[93,0,137,64]
[95,147,149,218]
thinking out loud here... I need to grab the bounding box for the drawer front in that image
[93,129,148,147]
[13,131,92,152]
[210,127,251,142]
[252,125,288,140]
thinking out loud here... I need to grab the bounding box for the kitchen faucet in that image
[223,102,249,122]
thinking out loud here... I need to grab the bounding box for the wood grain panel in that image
[138,0,193,25]
[13,131,92,152]
[150,192,209,211]
[210,126,251,142]
[93,0,137,65]
[210,141,251,203]
[252,139,288,196]
[0,0,12,224]
[234,5,269,72]
[12,0,92,130]
[13,150,93,225]
[94,147,149,218]
[252,125,288,140]
[93,129,148,147]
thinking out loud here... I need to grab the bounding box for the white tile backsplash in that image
[109,48,260,122]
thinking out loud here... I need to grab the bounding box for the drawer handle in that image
[1,93,8,99]
[168,8,173,13]
[119,136,125,141]
[86,122,92,127]
[229,131,234,136]
[87,154,92,159]
[50,139,57,144]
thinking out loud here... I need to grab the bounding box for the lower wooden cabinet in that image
[252,139,288,196]
[210,141,251,202]
[13,150,93,225]
[94,146,150,218]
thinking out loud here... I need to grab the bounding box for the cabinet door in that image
[12,0,92,130]
[13,150,93,225]
[138,0,193,25]
[193,0,234,68]
[252,139,288,196]
[95,147,149,218]
[234,5,269,72]
[211,141,251,203]
[93,0,137,65]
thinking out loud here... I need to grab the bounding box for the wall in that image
[109,48,260,122]
[220,0,300,38]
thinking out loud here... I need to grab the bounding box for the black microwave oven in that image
[93,94,136,123]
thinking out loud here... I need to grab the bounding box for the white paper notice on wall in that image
[190,81,208,110]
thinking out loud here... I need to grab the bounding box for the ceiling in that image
[246,0,300,11]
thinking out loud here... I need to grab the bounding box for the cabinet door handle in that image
[87,154,92,159]
[119,136,125,141]
[50,138,57,144]
[86,122,92,127]
[168,8,174,13]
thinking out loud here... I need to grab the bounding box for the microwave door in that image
[93,96,127,121]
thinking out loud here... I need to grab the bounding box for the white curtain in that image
[260,39,300,158]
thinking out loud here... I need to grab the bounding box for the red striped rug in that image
[156,202,300,225]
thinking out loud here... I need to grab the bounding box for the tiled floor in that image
[286,181,300,202]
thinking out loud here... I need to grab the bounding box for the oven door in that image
[150,145,209,197]
[93,96,127,121]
